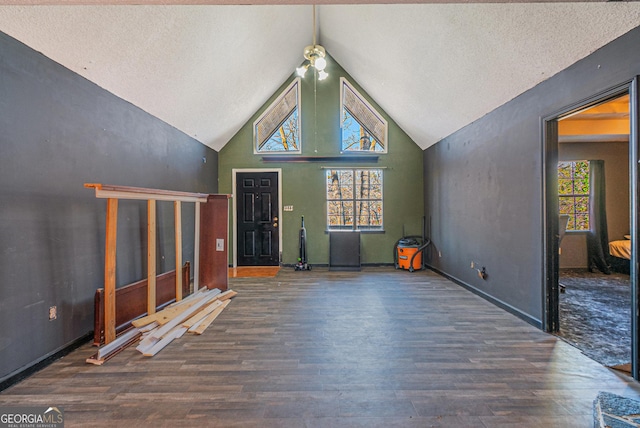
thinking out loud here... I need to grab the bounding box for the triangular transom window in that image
[254,78,301,154]
[340,78,387,153]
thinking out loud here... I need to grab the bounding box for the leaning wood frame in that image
[85,183,230,344]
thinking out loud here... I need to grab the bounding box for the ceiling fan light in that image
[318,70,329,81]
[296,65,308,77]
[314,56,327,71]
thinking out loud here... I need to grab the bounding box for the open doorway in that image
[544,80,640,379]
[554,94,631,369]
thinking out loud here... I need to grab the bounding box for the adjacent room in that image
[555,94,632,370]
[2,3,640,426]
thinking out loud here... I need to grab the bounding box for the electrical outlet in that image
[470,261,475,269]
[438,251,442,258]
[49,306,57,321]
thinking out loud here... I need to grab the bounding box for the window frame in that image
[253,78,302,155]
[558,160,590,232]
[326,167,384,232]
[340,77,388,154]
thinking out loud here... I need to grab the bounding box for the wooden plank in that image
[97,328,141,360]
[182,300,223,329]
[136,335,159,354]
[182,260,191,297]
[166,286,211,309]
[84,183,209,203]
[94,266,188,344]
[191,299,231,335]
[149,290,221,340]
[217,290,238,301]
[199,194,231,291]
[155,299,201,325]
[132,312,159,328]
[142,326,188,357]
[86,328,141,365]
[148,200,157,315]
[93,288,105,346]
[104,198,118,344]
[174,201,182,302]
[193,202,201,290]
[138,321,159,333]
[136,289,219,352]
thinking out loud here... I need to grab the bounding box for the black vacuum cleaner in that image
[294,216,311,271]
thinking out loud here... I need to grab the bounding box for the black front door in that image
[236,171,279,266]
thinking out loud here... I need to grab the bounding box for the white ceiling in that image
[0,3,639,151]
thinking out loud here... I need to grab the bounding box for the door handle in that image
[273,222,278,228]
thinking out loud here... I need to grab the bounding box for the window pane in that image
[557,160,590,231]
[558,162,572,179]
[328,201,353,227]
[558,179,573,195]
[356,201,383,227]
[341,78,387,153]
[574,161,589,179]
[327,170,353,200]
[341,110,384,153]
[326,168,383,230]
[575,214,589,230]
[355,170,382,199]
[559,197,574,214]
[574,177,589,194]
[259,109,299,152]
[575,197,589,214]
[254,78,301,154]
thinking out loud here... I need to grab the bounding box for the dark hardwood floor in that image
[2,267,640,427]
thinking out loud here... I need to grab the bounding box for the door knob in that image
[273,222,278,228]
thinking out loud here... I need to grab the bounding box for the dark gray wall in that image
[0,33,218,383]
[424,25,640,326]
[559,141,630,268]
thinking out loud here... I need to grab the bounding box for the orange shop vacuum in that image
[394,219,431,272]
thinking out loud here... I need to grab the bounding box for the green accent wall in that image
[219,55,423,265]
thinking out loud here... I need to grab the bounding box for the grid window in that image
[558,160,590,231]
[326,169,383,230]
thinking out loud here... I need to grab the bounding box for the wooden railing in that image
[85,183,230,344]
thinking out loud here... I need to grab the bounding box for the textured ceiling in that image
[0,4,639,151]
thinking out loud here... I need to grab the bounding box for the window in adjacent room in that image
[254,78,301,154]
[340,78,387,153]
[326,168,383,230]
[558,160,590,231]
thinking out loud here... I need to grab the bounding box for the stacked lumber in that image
[86,288,236,365]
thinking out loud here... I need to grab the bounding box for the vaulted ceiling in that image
[0,3,639,151]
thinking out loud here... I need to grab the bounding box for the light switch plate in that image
[216,238,224,251]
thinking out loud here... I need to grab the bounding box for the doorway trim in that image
[231,168,283,268]
[542,80,638,377]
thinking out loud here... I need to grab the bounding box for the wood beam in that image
[175,201,182,302]
[193,202,201,290]
[147,200,157,315]
[104,198,118,344]
[85,183,209,203]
